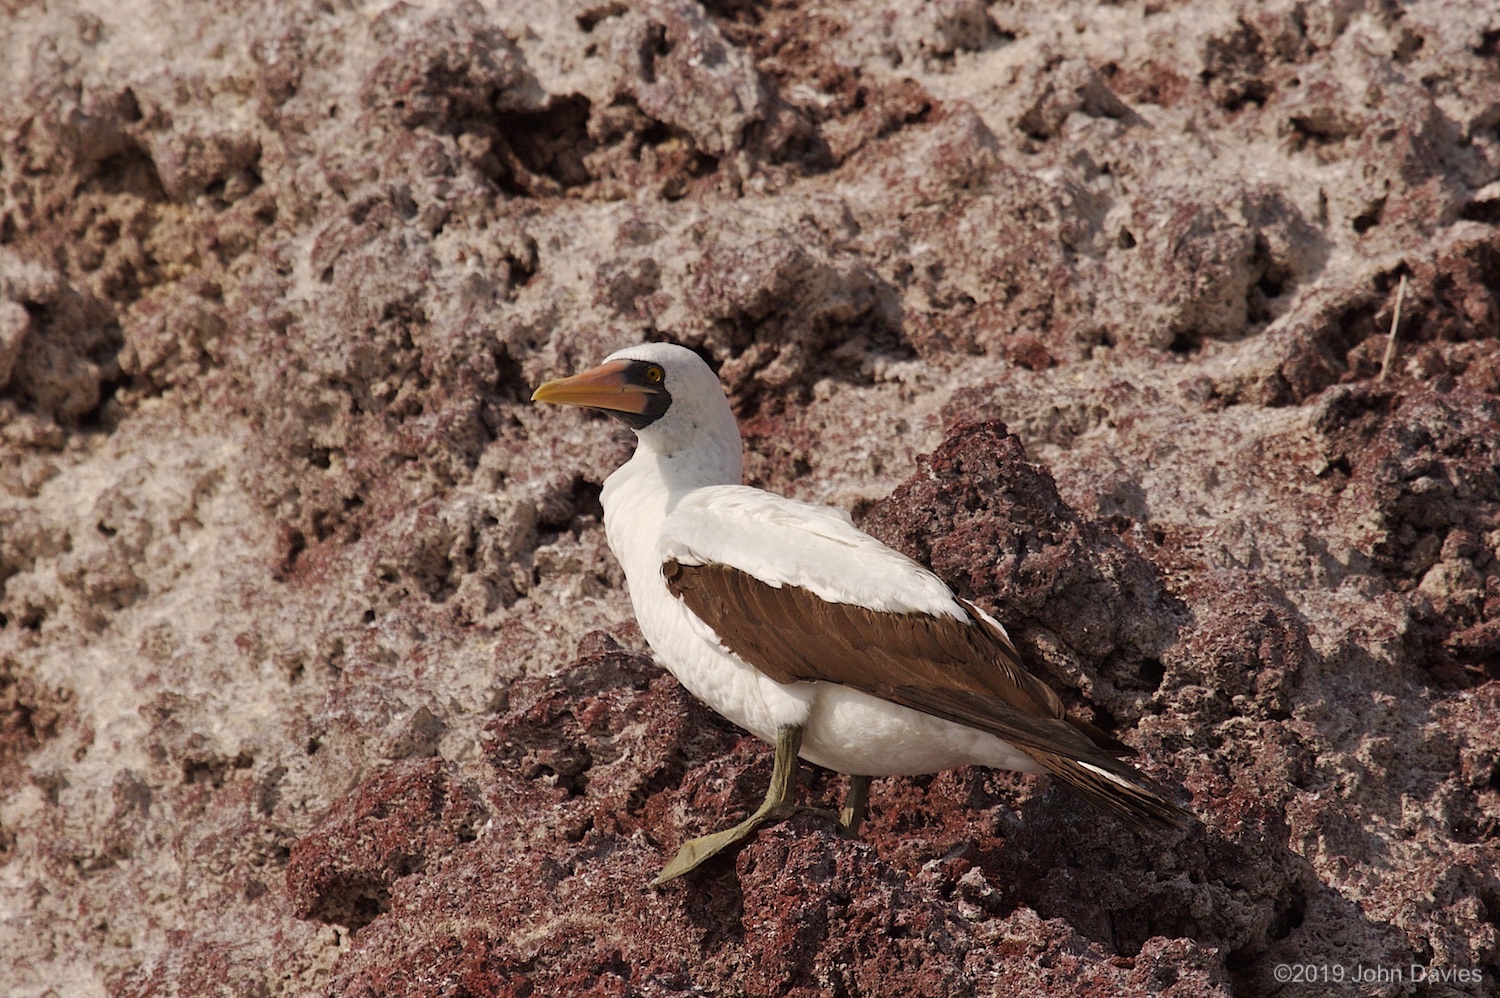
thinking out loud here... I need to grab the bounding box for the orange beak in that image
[531,359,658,415]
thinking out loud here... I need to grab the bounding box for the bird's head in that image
[532,342,743,476]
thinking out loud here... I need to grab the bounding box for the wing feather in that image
[661,560,1191,832]
[661,486,965,618]
[665,560,1085,757]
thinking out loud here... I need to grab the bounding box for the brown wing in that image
[663,559,1191,832]
[664,560,1094,760]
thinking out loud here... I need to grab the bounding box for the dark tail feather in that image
[1066,716,1137,758]
[1030,750,1194,835]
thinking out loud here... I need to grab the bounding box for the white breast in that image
[604,455,816,739]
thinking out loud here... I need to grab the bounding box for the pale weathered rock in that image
[1,0,1496,995]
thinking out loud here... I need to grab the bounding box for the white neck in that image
[601,430,742,591]
[639,425,744,494]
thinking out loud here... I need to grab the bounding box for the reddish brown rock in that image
[287,758,489,929]
[2,0,1498,995]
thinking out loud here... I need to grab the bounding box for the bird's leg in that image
[652,724,804,886]
[838,774,872,838]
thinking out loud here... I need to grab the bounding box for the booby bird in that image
[532,342,1189,884]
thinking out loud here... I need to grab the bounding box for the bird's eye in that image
[646,365,664,384]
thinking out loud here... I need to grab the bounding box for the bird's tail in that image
[1029,749,1194,835]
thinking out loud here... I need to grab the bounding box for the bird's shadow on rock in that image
[985,790,1423,997]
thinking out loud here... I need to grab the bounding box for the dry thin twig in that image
[1378,273,1408,384]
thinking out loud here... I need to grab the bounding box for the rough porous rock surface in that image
[2,0,1498,995]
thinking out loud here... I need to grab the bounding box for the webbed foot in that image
[653,724,806,885]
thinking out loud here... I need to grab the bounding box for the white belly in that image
[799,684,1045,777]
[631,565,1044,778]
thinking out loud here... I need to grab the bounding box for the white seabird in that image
[533,342,1189,883]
